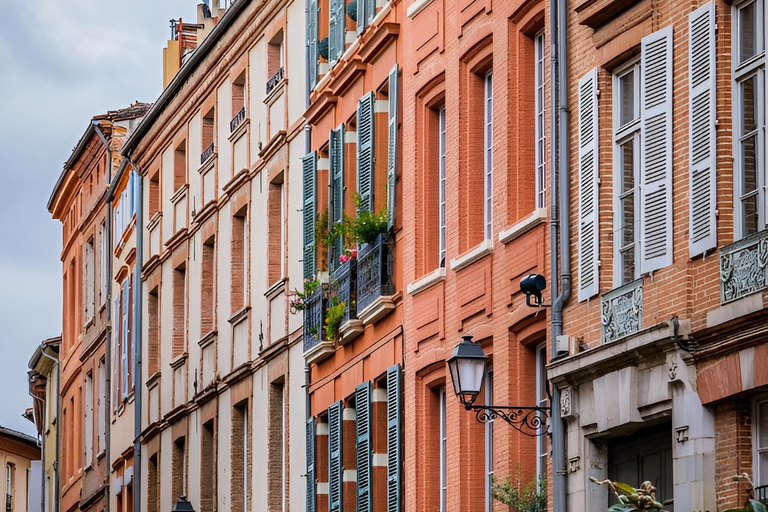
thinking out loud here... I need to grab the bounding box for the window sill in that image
[146,372,161,389]
[499,208,548,244]
[264,78,287,106]
[450,239,494,272]
[265,279,286,300]
[146,211,162,231]
[96,450,106,462]
[170,184,188,205]
[170,352,188,370]
[198,330,217,349]
[407,0,434,18]
[407,267,446,296]
[198,153,216,176]
[229,306,251,325]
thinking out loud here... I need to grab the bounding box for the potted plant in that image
[324,297,347,343]
[290,277,321,314]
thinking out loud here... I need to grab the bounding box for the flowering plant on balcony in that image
[353,194,389,245]
[324,296,347,342]
[339,248,357,264]
[290,278,321,313]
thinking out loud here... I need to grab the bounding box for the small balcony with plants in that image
[293,278,333,365]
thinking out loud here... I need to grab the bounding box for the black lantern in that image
[172,497,195,512]
[447,335,489,409]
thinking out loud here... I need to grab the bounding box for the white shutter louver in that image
[688,2,717,256]
[577,68,600,301]
[640,26,674,272]
[387,65,398,229]
[357,93,375,214]
[386,365,402,512]
[302,152,317,279]
[355,382,372,512]
[328,401,343,512]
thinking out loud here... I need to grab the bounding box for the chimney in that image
[161,2,221,88]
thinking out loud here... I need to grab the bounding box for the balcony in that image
[200,141,215,165]
[357,232,396,324]
[755,484,768,505]
[266,67,284,96]
[601,279,643,344]
[303,286,334,364]
[329,259,362,344]
[719,228,768,304]
[230,106,246,133]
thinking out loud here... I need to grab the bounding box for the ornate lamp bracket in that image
[467,404,550,437]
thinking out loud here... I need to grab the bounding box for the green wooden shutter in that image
[357,93,375,214]
[356,0,367,34]
[328,401,343,512]
[308,0,318,88]
[386,365,402,512]
[330,126,345,269]
[303,152,317,279]
[307,417,317,512]
[387,65,398,229]
[329,0,345,65]
[355,382,372,512]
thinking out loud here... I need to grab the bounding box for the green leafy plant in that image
[316,210,330,271]
[492,472,546,512]
[352,193,389,245]
[324,297,347,342]
[290,278,321,313]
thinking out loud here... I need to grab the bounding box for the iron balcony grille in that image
[719,228,768,303]
[230,106,246,133]
[6,493,10,512]
[357,232,395,314]
[755,485,768,505]
[600,278,643,344]
[303,287,326,354]
[266,67,284,96]
[201,142,215,164]
[329,259,357,325]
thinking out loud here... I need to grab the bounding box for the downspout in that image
[92,122,112,512]
[37,350,59,512]
[127,156,143,512]
[28,383,45,512]
[549,0,570,508]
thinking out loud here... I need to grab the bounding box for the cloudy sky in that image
[0,1,196,436]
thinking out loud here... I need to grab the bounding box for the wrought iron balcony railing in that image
[303,287,327,354]
[200,141,215,164]
[230,106,246,133]
[720,228,768,304]
[266,67,284,96]
[357,232,395,314]
[601,279,643,344]
[754,485,768,505]
[329,258,357,324]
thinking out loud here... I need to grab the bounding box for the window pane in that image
[760,452,768,486]
[743,134,758,194]
[621,196,635,247]
[759,401,768,448]
[742,75,758,133]
[742,193,759,236]
[621,248,635,285]
[619,70,636,126]
[620,141,635,193]
[739,1,758,64]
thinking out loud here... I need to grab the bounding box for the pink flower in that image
[339,254,349,264]
[349,249,357,259]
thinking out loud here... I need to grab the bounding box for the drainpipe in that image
[28,380,45,512]
[127,156,143,512]
[37,349,59,512]
[92,122,112,512]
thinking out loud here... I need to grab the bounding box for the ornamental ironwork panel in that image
[303,286,326,353]
[601,279,643,344]
[357,232,395,313]
[266,67,284,96]
[201,141,215,164]
[230,106,246,133]
[329,258,357,324]
[719,229,768,303]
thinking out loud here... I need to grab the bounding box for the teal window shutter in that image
[357,93,375,214]
[329,0,345,65]
[306,416,317,512]
[302,152,317,279]
[307,0,318,88]
[387,65,398,229]
[328,401,344,512]
[386,365,402,512]
[329,126,345,269]
[356,382,372,512]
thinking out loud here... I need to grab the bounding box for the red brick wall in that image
[715,401,753,510]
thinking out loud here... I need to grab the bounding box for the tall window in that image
[6,464,13,510]
[147,454,160,512]
[232,210,248,312]
[232,403,250,512]
[84,372,93,465]
[97,358,106,453]
[268,177,285,285]
[439,387,447,512]
[734,0,766,238]
[613,60,641,286]
[484,371,494,512]
[148,287,160,376]
[84,239,94,322]
[201,237,216,334]
[173,265,186,358]
[172,437,186,501]
[484,72,494,239]
[534,31,546,209]
[201,421,216,512]
[439,106,447,267]
[269,382,285,512]
[756,398,768,486]
[99,222,107,306]
[535,344,548,480]
[174,141,187,192]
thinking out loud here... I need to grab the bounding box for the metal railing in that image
[6,493,11,512]
[720,228,768,303]
[329,259,357,325]
[266,67,284,96]
[303,287,326,354]
[755,485,768,505]
[357,232,395,314]
[600,279,643,344]
[230,106,246,133]
[200,141,215,164]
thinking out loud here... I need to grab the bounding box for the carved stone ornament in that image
[568,456,580,473]
[720,229,768,303]
[668,359,678,381]
[675,425,689,443]
[560,387,572,417]
[601,279,643,344]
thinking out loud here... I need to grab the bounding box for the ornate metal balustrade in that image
[357,232,395,314]
[755,485,768,505]
[266,67,284,95]
[303,287,326,354]
[720,228,768,303]
[200,141,215,164]
[329,258,357,324]
[601,279,643,344]
[230,106,246,133]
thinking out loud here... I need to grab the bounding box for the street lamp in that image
[447,335,550,437]
[171,497,195,512]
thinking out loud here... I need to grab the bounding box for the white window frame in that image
[612,59,642,287]
[85,239,95,322]
[754,397,768,487]
[99,222,107,307]
[243,212,249,306]
[484,71,494,240]
[535,344,548,481]
[97,358,106,453]
[439,387,447,512]
[84,372,93,466]
[534,31,547,209]
[484,371,494,512]
[733,0,766,240]
[439,106,447,268]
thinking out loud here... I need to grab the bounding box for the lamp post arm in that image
[467,404,550,437]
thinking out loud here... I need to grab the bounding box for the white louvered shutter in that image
[302,152,317,279]
[357,93,375,214]
[356,382,372,512]
[689,2,717,256]
[308,0,318,88]
[386,365,402,512]
[577,68,600,301]
[640,26,674,272]
[306,417,317,512]
[328,401,343,512]
[330,126,345,269]
[387,65,398,229]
